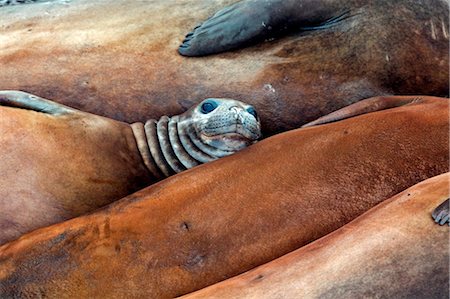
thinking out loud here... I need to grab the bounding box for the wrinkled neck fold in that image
[131,115,235,179]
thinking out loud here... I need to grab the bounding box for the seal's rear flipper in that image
[178,0,350,56]
[0,91,74,115]
[432,199,449,226]
[301,96,424,128]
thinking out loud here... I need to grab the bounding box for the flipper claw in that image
[432,199,450,226]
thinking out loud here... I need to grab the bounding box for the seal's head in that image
[179,98,261,152]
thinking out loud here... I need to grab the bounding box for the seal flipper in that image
[301,96,424,128]
[179,0,349,56]
[0,90,74,115]
[432,199,450,226]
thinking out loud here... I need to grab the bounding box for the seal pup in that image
[0,0,448,135]
[0,91,260,244]
[0,96,447,298]
[182,173,450,299]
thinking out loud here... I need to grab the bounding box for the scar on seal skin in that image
[432,198,449,226]
[179,0,352,56]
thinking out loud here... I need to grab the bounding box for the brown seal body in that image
[0,91,260,245]
[0,0,448,135]
[183,173,450,299]
[0,93,151,245]
[0,96,447,298]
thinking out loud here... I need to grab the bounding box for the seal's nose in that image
[229,106,246,124]
[229,106,239,112]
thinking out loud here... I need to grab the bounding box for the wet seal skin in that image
[0,96,447,298]
[0,0,448,136]
[0,91,260,245]
[182,173,450,299]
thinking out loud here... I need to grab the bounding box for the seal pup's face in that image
[181,98,261,152]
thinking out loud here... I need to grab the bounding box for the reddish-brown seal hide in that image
[183,173,450,299]
[0,96,448,298]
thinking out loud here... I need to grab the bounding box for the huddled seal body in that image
[0,91,260,244]
[0,96,447,298]
[182,173,450,299]
[0,0,447,135]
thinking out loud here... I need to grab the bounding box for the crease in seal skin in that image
[178,0,353,56]
[131,98,262,179]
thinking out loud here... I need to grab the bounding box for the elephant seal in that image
[0,96,447,298]
[0,0,448,135]
[182,173,450,299]
[0,91,260,244]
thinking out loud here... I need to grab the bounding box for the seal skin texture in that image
[0,96,447,298]
[0,0,448,136]
[182,173,450,299]
[0,91,260,245]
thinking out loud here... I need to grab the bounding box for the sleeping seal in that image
[0,0,448,135]
[0,91,260,244]
[0,96,446,298]
[182,173,450,299]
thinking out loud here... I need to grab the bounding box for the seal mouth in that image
[200,131,255,152]
[204,132,253,142]
[200,123,261,141]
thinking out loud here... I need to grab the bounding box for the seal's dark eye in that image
[200,100,218,114]
[247,107,258,119]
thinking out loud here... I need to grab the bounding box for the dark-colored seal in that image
[0,0,448,135]
[0,96,447,298]
[182,173,450,299]
[0,91,260,244]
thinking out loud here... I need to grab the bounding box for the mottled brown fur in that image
[0,96,447,298]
